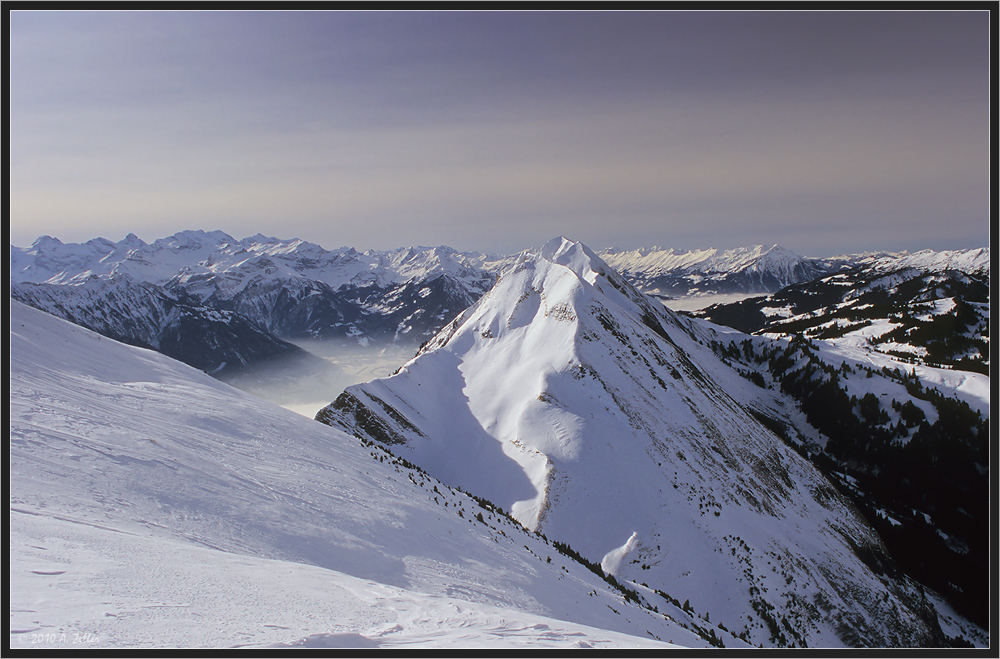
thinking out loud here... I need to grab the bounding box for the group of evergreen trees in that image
[708,334,988,628]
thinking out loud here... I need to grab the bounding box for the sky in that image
[8,10,992,256]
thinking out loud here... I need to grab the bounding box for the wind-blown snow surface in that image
[320,238,968,648]
[9,300,707,650]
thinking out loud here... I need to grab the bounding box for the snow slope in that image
[318,238,968,648]
[9,300,712,650]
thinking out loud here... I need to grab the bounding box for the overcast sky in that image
[8,10,992,256]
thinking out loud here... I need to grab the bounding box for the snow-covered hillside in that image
[838,247,990,277]
[694,248,990,374]
[317,238,981,648]
[692,316,989,633]
[10,299,717,650]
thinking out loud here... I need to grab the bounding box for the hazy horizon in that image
[10,11,991,256]
[9,226,990,262]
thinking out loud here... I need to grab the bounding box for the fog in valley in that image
[221,293,757,420]
[220,339,419,420]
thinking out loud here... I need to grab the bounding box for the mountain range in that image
[11,230,987,377]
[597,244,846,300]
[598,244,988,300]
[8,231,990,648]
[10,230,508,354]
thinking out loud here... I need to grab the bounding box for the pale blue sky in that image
[8,10,991,255]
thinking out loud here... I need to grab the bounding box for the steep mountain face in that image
[159,237,507,344]
[598,244,845,299]
[689,252,990,629]
[317,237,969,648]
[10,274,316,377]
[10,300,718,649]
[693,249,990,375]
[216,269,484,344]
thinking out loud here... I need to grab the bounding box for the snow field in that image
[10,511,677,649]
[10,300,706,649]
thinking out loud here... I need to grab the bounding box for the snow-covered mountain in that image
[597,244,845,300]
[10,299,724,650]
[10,229,989,648]
[10,231,519,382]
[693,248,990,374]
[10,230,513,348]
[596,244,989,310]
[10,274,319,377]
[316,237,980,648]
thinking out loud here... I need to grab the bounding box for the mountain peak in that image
[30,235,64,250]
[155,229,237,251]
[538,237,607,283]
[121,232,146,247]
[318,237,947,647]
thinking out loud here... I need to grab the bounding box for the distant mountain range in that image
[597,244,844,298]
[597,244,989,301]
[11,230,988,378]
[10,230,508,345]
[10,230,513,377]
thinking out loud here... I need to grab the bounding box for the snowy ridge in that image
[845,248,990,276]
[318,237,969,648]
[597,244,840,298]
[596,244,988,301]
[10,300,713,649]
[10,230,509,293]
[600,244,804,277]
[10,230,517,350]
